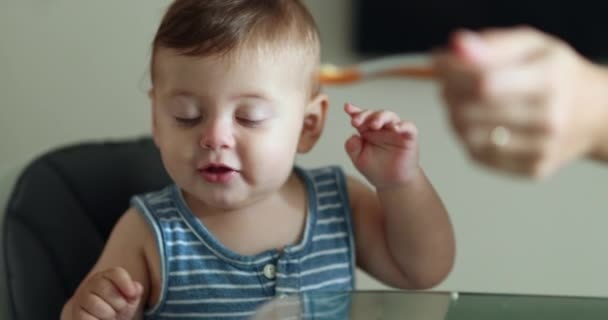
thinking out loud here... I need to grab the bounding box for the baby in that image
[61,0,455,319]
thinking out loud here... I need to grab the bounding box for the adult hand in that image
[434,26,608,179]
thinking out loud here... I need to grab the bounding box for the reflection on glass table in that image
[251,290,608,320]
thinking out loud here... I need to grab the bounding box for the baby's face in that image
[150,46,318,211]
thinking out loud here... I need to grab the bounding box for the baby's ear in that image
[297,93,329,153]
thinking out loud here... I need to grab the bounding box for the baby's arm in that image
[61,208,153,320]
[343,103,455,289]
[348,175,455,289]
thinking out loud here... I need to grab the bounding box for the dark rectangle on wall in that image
[353,0,608,60]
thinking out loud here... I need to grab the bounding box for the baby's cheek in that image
[257,139,294,161]
[252,138,297,170]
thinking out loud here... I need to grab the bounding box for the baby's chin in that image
[183,186,260,211]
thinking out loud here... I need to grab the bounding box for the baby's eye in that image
[174,116,201,126]
[235,105,274,127]
[236,117,264,127]
[167,95,202,126]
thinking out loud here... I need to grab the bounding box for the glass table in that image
[251,290,608,319]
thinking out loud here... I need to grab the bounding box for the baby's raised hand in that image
[71,267,143,320]
[344,103,420,190]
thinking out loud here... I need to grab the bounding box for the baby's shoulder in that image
[93,206,155,273]
[130,184,175,204]
[129,184,180,217]
[113,206,156,243]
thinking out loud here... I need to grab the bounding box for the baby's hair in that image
[150,0,321,94]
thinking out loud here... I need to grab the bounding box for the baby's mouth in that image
[202,165,235,173]
[198,164,239,183]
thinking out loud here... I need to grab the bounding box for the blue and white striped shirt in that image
[131,166,356,319]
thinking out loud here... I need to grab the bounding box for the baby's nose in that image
[199,119,235,150]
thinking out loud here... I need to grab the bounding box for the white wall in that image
[0,1,168,173]
[2,0,608,298]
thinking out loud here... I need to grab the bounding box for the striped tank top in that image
[130,166,356,319]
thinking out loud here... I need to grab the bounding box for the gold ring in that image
[490,126,510,147]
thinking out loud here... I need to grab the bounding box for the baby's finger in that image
[79,292,116,319]
[392,121,418,138]
[362,110,400,131]
[103,267,138,300]
[361,130,411,148]
[90,276,130,312]
[345,134,363,162]
[344,103,363,116]
[72,308,98,320]
[351,109,374,128]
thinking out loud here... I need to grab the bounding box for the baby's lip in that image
[199,163,238,172]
